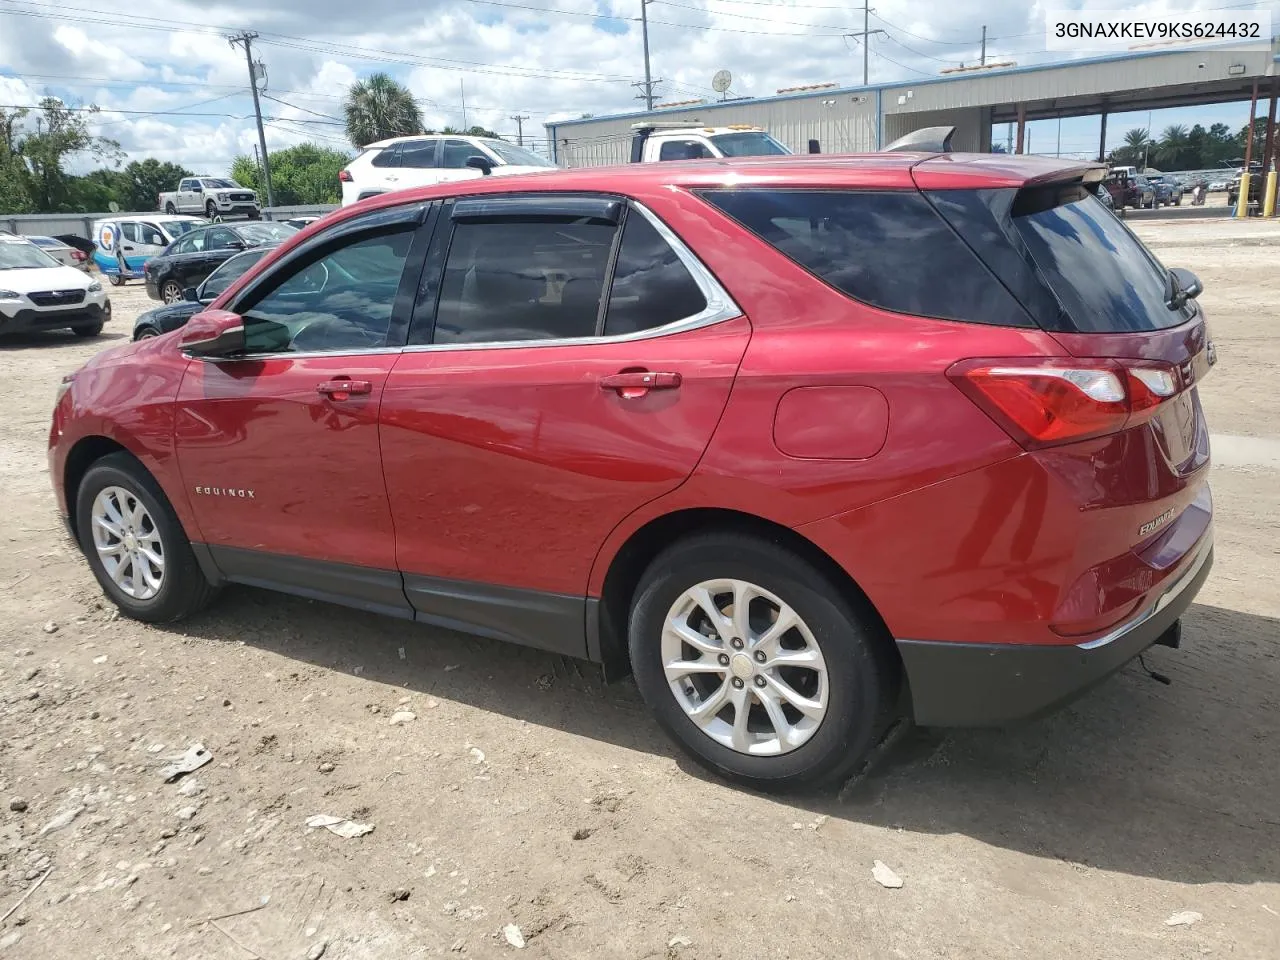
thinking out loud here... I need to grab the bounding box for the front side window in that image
[441,139,482,169]
[604,213,706,336]
[658,140,712,161]
[700,188,1028,326]
[238,230,413,354]
[431,218,616,344]
[138,223,166,246]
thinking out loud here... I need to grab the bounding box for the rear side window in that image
[433,219,616,343]
[398,139,438,169]
[700,189,1031,327]
[371,145,401,168]
[604,213,706,336]
[1011,185,1184,332]
[659,140,712,161]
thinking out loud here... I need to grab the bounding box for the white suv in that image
[339,135,557,206]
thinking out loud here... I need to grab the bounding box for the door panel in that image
[175,353,401,571]
[380,316,751,597]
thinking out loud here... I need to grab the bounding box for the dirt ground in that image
[2,219,1278,960]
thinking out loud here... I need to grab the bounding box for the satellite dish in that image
[108,201,120,213]
[712,69,733,94]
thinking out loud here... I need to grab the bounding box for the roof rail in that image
[881,126,955,154]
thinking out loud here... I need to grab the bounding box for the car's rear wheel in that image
[628,532,896,790]
[72,322,104,338]
[161,280,183,303]
[75,453,218,623]
[164,203,177,215]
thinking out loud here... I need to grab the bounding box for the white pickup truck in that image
[158,177,261,221]
[629,122,796,162]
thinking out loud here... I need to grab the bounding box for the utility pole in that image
[639,0,654,110]
[980,25,987,66]
[228,31,273,209]
[461,80,467,130]
[845,6,886,86]
[509,114,529,146]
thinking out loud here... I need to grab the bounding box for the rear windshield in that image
[1012,185,1184,332]
[166,219,204,237]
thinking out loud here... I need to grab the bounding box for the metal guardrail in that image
[0,205,340,239]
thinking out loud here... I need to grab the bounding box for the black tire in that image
[1174,197,1181,206]
[161,280,183,303]
[628,532,896,791]
[134,325,161,340]
[108,273,125,287]
[165,203,177,215]
[249,209,261,220]
[206,202,220,222]
[75,452,218,623]
[72,322,104,338]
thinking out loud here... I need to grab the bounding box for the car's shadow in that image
[0,330,128,349]
[177,593,1279,887]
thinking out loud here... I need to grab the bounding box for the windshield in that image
[0,237,60,269]
[27,236,61,248]
[1013,185,1185,333]
[203,179,240,189]
[165,219,204,237]
[709,132,790,157]
[237,223,297,244]
[482,140,556,168]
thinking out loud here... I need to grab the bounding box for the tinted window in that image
[237,222,296,244]
[240,230,412,354]
[138,223,166,246]
[187,231,208,253]
[398,139,438,168]
[432,218,615,344]
[179,179,193,191]
[700,188,1030,327]
[201,249,269,299]
[604,213,706,336]
[1013,185,1184,333]
[119,222,140,243]
[441,139,482,169]
[371,145,401,168]
[658,140,712,161]
[206,228,240,250]
[166,220,202,237]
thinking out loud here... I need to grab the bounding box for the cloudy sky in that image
[0,0,1276,175]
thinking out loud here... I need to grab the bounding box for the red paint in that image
[49,152,1212,654]
[773,386,889,460]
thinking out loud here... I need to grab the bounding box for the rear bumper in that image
[0,301,108,333]
[897,536,1213,727]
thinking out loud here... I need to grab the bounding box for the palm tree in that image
[1156,125,1189,170]
[1120,127,1151,167]
[343,73,423,148]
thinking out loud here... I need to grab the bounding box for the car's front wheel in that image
[135,326,161,340]
[72,322,104,338]
[75,453,218,623]
[628,532,896,790]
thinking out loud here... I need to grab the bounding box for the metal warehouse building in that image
[546,41,1280,167]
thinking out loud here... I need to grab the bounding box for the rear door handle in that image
[600,371,682,398]
[317,379,372,400]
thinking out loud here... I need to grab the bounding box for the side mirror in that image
[226,239,246,251]
[465,155,494,176]
[182,287,199,302]
[181,310,245,358]
[1170,267,1203,303]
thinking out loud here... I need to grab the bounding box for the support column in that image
[1016,103,1026,155]
[1237,80,1259,218]
[1262,81,1278,217]
[1098,108,1108,163]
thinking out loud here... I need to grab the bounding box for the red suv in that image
[49,153,1214,789]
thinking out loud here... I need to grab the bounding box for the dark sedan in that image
[144,221,295,303]
[133,245,279,339]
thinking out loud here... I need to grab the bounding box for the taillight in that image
[338,169,353,182]
[949,358,1183,449]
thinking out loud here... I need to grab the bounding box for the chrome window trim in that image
[401,199,741,353]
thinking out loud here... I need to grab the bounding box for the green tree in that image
[0,107,32,213]
[343,73,422,148]
[1155,125,1190,170]
[67,169,123,211]
[230,143,351,205]
[15,98,122,211]
[1112,127,1152,168]
[116,158,192,211]
[438,125,501,138]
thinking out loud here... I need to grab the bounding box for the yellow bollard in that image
[1235,173,1252,217]
[1264,171,1278,218]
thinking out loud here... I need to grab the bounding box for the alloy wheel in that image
[661,578,829,756]
[162,282,182,303]
[91,486,164,601]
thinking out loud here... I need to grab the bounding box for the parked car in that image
[1148,176,1183,206]
[1207,179,1229,192]
[133,245,279,340]
[25,235,83,269]
[1226,164,1263,209]
[92,215,205,286]
[0,232,110,336]
[629,122,792,162]
[143,222,296,303]
[50,153,1215,789]
[339,134,557,206]
[159,176,261,221]
[1133,175,1157,208]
